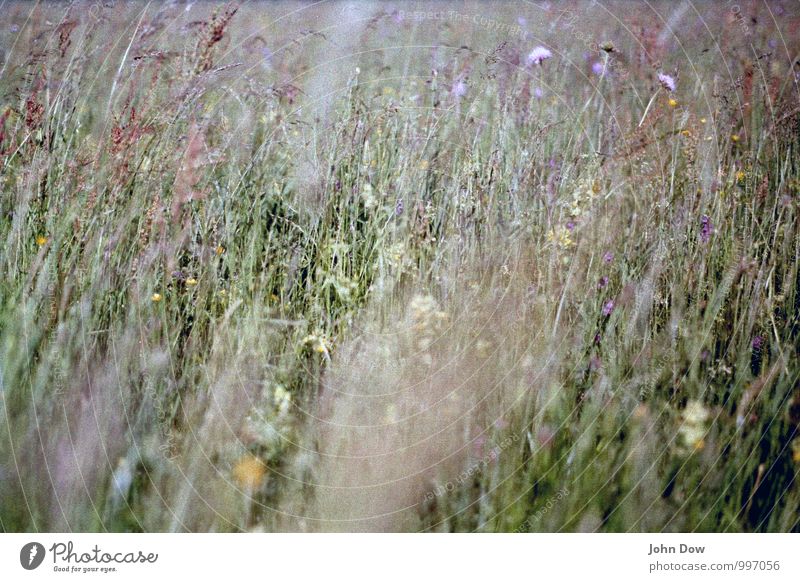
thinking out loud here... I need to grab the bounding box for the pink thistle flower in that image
[658,72,676,92]
[527,46,553,66]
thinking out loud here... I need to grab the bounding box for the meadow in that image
[0,0,799,532]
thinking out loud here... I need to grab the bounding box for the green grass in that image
[0,1,798,532]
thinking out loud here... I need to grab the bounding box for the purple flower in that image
[395,198,404,216]
[700,214,713,243]
[603,251,614,263]
[451,80,467,98]
[602,300,615,316]
[566,221,576,231]
[533,87,544,99]
[752,335,764,351]
[527,46,553,66]
[592,61,606,76]
[597,275,609,289]
[658,72,676,92]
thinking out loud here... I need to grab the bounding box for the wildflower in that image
[186,277,198,286]
[668,98,678,108]
[151,293,162,302]
[731,134,740,143]
[273,384,292,416]
[599,41,615,53]
[527,46,553,66]
[736,170,746,183]
[678,400,710,453]
[451,79,467,98]
[216,245,225,255]
[533,87,544,99]
[301,332,330,357]
[700,117,707,124]
[232,455,266,491]
[602,299,615,316]
[792,439,800,464]
[602,251,614,263]
[699,214,713,243]
[681,129,691,136]
[313,337,328,354]
[360,182,377,209]
[546,226,574,249]
[597,275,609,289]
[35,235,47,246]
[591,61,605,76]
[657,72,676,92]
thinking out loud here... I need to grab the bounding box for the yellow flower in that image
[216,245,225,255]
[731,134,740,143]
[681,129,691,137]
[301,332,330,357]
[546,226,574,249]
[736,170,746,182]
[36,235,48,246]
[151,293,162,302]
[700,117,707,124]
[792,439,800,464]
[186,278,198,286]
[668,98,678,108]
[677,400,709,453]
[683,400,709,425]
[232,455,266,491]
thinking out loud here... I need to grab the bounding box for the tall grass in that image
[0,1,798,532]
